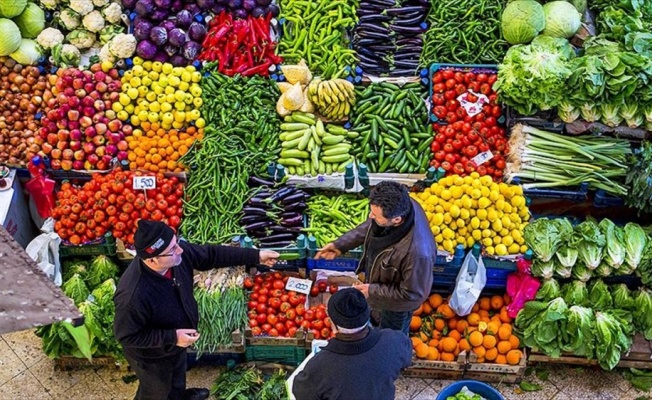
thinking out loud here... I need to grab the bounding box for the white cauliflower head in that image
[82,10,105,32]
[69,0,94,16]
[92,0,109,6]
[108,33,136,59]
[40,0,59,10]
[99,43,116,63]
[66,29,96,50]
[58,8,81,30]
[36,28,65,49]
[101,2,122,24]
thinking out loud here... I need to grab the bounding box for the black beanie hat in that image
[327,288,370,329]
[134,220,175,259]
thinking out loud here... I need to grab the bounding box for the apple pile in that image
[35,64,133,170]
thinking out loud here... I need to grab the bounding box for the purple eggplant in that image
[266,3,279,17]
[242,206,271,216]
[136,40,158,59]
[182,41,201,60]
[268,186,295,202]
[385,6,425,15]
[150,26,168,45]
[154,0,171,8]
[281,192,308,205]
[243,0,256,10]
[176,10,193,28]
[244,221,274,231]
[135,0,154,16]
[251,6,265,17]
[168,28,187,47]
[280,211,302,220]
[285,202,306,212]
[280,215,304,227]
[259,233,296,243]
[248,176,275,187]
[188,22,207,41]
[121,0,138,9]
[133,20,153,41]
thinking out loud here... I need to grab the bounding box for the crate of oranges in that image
[126,122,203,173]
[407,293,526,382]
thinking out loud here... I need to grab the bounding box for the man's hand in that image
[259,250,280,267]
[315,243,342,260]
[176,329,200,348]
[353,283,369,298]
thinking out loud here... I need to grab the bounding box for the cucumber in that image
[281,123,310,131]
[281,149,309,159]
[278,158,304,166]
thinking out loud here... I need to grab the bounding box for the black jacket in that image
[292,327,412,400]
[113,241,259,362]
[333,199,436,312]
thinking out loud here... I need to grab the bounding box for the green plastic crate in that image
[245,345,307,366]
[59,232,117,258]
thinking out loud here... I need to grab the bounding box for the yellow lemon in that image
[480,220,490,230]
[450,186,463,199]
[482,238,493,247]
[432,213,444,226]
[477,209,488,220]
[443,213,453,225]
[520,245,528,253]
[495,244,508,256]
[456,219,465,229]
[471,188,482,199]
[482,229,492,238]
[466,237,475,248]
[508,243,521,254]
[487,209,498,222]
[471,217,481,229]
[472,230,482,241]
[440,189,452,201]
[478,197,491,209]
[486,246,495,255]
[493,236,502,245]
[502,236,514,246]
[492,220,503,232]
[460,209,470,220]
[442,228,455,240]
[450,204,461,218]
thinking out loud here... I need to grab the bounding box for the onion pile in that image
[0,57,47,166]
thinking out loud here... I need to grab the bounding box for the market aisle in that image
[1,329,650,400]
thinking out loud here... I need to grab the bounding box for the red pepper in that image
[241,61,272,77]
[245,47,254,68]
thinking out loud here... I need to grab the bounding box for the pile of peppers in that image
[198,12,282,77]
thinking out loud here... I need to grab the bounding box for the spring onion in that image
[506,124,631,195]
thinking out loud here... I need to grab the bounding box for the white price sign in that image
[133,176,157,190]
[285,277,313,295]
[471,150,494,167]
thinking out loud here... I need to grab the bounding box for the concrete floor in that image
[0,329,650,400]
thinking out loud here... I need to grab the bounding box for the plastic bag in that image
[25,218,62,286]
[449,251,487,316]
[506,272,540,318]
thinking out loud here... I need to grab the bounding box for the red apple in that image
[95,145,106,156]
[61,160,73,171]
[50,148,62,159]
[57,130,69,142]
[83,142,95,154]
[80,116,93,128]
[47,133,58,145]
[117,140,128,151]
[50,159,61,169]
[56,141,68,150]
[69,140,81,151]
[62,149,74,160]
[70,129,82,141]
[73,160,84,170]
[93,135,105,146]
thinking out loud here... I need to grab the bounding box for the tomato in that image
[432,93,446,105]
[261,323,272,333]
[280,302,291,312]
[288,327,298,337]
[487,74,497,86]
[289,294,301,306]
[465,145,478,157]
[296,304,305,316]
[321,328,331,338]
[480,83,492,95]
[433,105,446,119]
[477,165,488,176]
[286,309,296,320]
[312,320,324,330]
[268,297,281,310]
[443,143,454,153]
[445,79,456,89]
[311,329,321,340]
[256,313,268,325]
[145,199,157,212]
[315,309,326,320]
[156,199,168,211]
[278,313,287,324]
[444,153,456,164]
[274,322,286,335]
[433,83,445,93]
[273,280,285,290]
[453,163,465,175]
[453,72,465,83]
[452,139,464,150]
[310,286,320,297]
[441,161,452,171]
[476,73,488,83]
[304,310,315,321]
[329,284,338,294]
[268,328,279,337]
[442,70,454,80]
[271,289,284,298]
[433,72,444,83]
[454,84,466,96]
[324,317,332,327]
[444,90,457,101]
[251,327,262,336]
[256,303,267,314]
[464,72,475,83]
[495,159,506,170]
[249,318,258,327]
[285,320,296,330]
[250,292,259,301]
[267,314,278,325]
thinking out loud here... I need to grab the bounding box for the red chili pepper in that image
[245,47,254,68]
[241,61,272,77]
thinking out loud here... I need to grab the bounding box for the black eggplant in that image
[248,176,275,187]
[392,14,426,26]
[357,24,391,35]
[243,220,274,232]
[281,192,308,205]
[358,14,392,24]
[241,206,271,216]
[269,225,303,233]
[248,197,273,207]
[259,233,297,243]
[284,201,306,211]
[240,214,269,224]
[280,211,303,220]
[390,25,424,35]
[385,6,425,15]
[258,241,292,248]
[267,186,295,202]
[280,215,304,227]
[356,30,391,40]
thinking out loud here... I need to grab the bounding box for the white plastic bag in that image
[25,218,62,286]
[449,251,487,316]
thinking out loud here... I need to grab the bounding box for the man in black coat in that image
[114,220,279,400]
[292,288,412,400]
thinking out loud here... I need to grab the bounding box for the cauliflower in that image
[98,43,116,63]
[82,10,105,33]
[58,8,81,30]
[36,27,64,50]
[108,33,136,59]
[40,0,59,10]
[52,43,81,67]
[92,0,109,6]
[101,2,122,24]
[69,0,94,16]
[98,25,123,44]
[66,29,96,50]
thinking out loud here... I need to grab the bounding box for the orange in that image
[498,324,512,341]
[428,338,440,348]
[418,332,429,342]
[479,297,491,311]
[428,294,443,309]
[431,330,442,340]
[475,356,485,363]
[448,318,458,330]
[490,295,504,310]
[503,294,512,305]
[441,337,457,353]
[485,347,498,361]
[440,352,456,362]
[499,308,512,323]
[468,331,483,347]
[448,329,462,342]
[506,350,522,365]
[472,303,480,313]
[467,313,480,326]
[414,303,424,317]
[438,304,456,319]
[456,320,469,333]
[427,347,440,361]
[472,346,486,358]
[415,343,429,359]
[458,338,471,352]
[422,303,433,315]
[495,355,507,364]
[497,341,512,354]
[509,335,520,349]
[409,316,422,332]
[478,310,490,319]
[434,318,446,332]
[410,336,422,348]
[483,335,497,349]
[486,322,500,335]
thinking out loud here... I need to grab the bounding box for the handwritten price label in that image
[471,151,494,167]
[133,176,157,190]
[285,277,313,295]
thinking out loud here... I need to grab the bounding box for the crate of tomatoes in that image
[429,64,508,181]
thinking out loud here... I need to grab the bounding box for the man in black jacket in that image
[316,181,436,334]
[114,220,279,400]
[292,288,412,400]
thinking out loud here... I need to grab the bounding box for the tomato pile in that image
[430,69,508,181]
[244,272,336,340]
[51,170,184,245]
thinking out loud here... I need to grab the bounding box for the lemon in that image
[492,220,503,231]
[511,185,523,196]
[502,236,514,246]
[453,176,465,186]
[478,197,491,209]
[461,196,473,209]
[508,243,521,254]
[460,209,470,220]
[511,229,522,241]
[431,225,441,235]
[482,229,492,238]
[470,217,480,229]
[435,234,443,243]
[435,205,444,214]
[466,237,475,248]
[487,209,498,222]
[443,240,455,253]
[442,201,451,212]
[432,213,444,226]
[195,118,206,128]
[477,209,488,220]
[456,219,465,229]
[456,236,466,245]
[440,189,452,200]
[174,111,186,122]
[501,216,512,228]
[510,214,521,224]
[444,176,454,186]
[489,191,500,202]
[520,245,528,253]
[453,199,463,208]
[418,191,429,201]
[480,186,490,198]
[500,229,510,237]
[495,244,508,256]
[161,112,174,125]
[450,186,463,199]
[493,236,502,245]
[450,204,461,218]
[443,213,453,225]
[511,195,525,208]
[480,175,493,186]
[480,220,490,230]
[495,199,505,211]
[442,228,455,240]
[503,203,513,214]
[482,238,493,247]
[486,246,495,255]
[426,205,435,213]
[458,227,468,236]
[472,230,482,241]
[432,184,443,196]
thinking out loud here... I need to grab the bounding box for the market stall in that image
[2,0,652,397]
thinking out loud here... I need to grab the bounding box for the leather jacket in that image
[333,199,435,312]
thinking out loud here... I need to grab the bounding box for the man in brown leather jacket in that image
[316,181,435,334]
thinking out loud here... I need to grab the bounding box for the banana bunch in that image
[307,78,356,121]
[278,112,359,176]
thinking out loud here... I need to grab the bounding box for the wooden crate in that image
[54,356,129,371]
[465,349,527,384]
[116,238,134,262]
[402,352,466,379]
[244,326,306,347]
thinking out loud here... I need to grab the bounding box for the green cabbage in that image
[0,0,26,18]
[567,0,587,14]
[536,278,561,302]
[542,1,582,38]
[13,3,45,39]
[589,279,613,311]
[501,0,546,44]
[624,222,647,270]
[0,19,22,56]
[572,220,606,269]
[561,280,589,306]
[565,305,595,357]
[10,39,43,65]
[611,283,635,310]
[599,219,627,269]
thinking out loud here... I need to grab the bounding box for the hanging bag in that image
[449,249,486,316]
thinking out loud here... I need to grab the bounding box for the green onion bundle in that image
[506,124,632,196]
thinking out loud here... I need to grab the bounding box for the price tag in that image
[133,176,156,190]
[471,151,494,167]
[457,90,489,118]
[285,277,313,295]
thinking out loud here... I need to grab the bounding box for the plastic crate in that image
[593,189,625,208]
[59,232,117,258]
[306,247,363,273]
[46,169,94,182]
[483,256,518,290]
[186,350,245,369]
[512,178,589,202]
[245,345,307,366]
[428,63,502,124]
[505,106,565,133]
[241,235,306,271]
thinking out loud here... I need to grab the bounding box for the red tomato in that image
[280,302,291,312]
[310,286,320,297]
[296,304,305,316]
[315,310,326,320]
[268,297,281,310]
[288,327,298,337]
[289,294,301,306]
[321,328,331,338]
[249,319,258,327]
[286,309,296,320]
[256,314,268,325]
[274,322,286,335]
[247,301,258,310]
[267,314,278,325]
[256,303,267,314]
[273,280,285,290]
[268,328,279,337]
[304,310,315,321]
[329,284,338,294]
[251,327,262,336]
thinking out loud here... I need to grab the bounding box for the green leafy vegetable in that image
[524,218,572,262]
[62,273,90,305]
[531,258,555,279]
[611,284,636,311]
[633,288,652,340]
[595,310,634,370]
[572,220,606,270]
[624,223,647,270]
[536,279,561,302]
[542,1,582,38]
[599,219,627,269]
[565,305,595,357]
[589,280,613,311]
[561,280,589,306]
[87,255,119,289]
[571,262,593,282]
